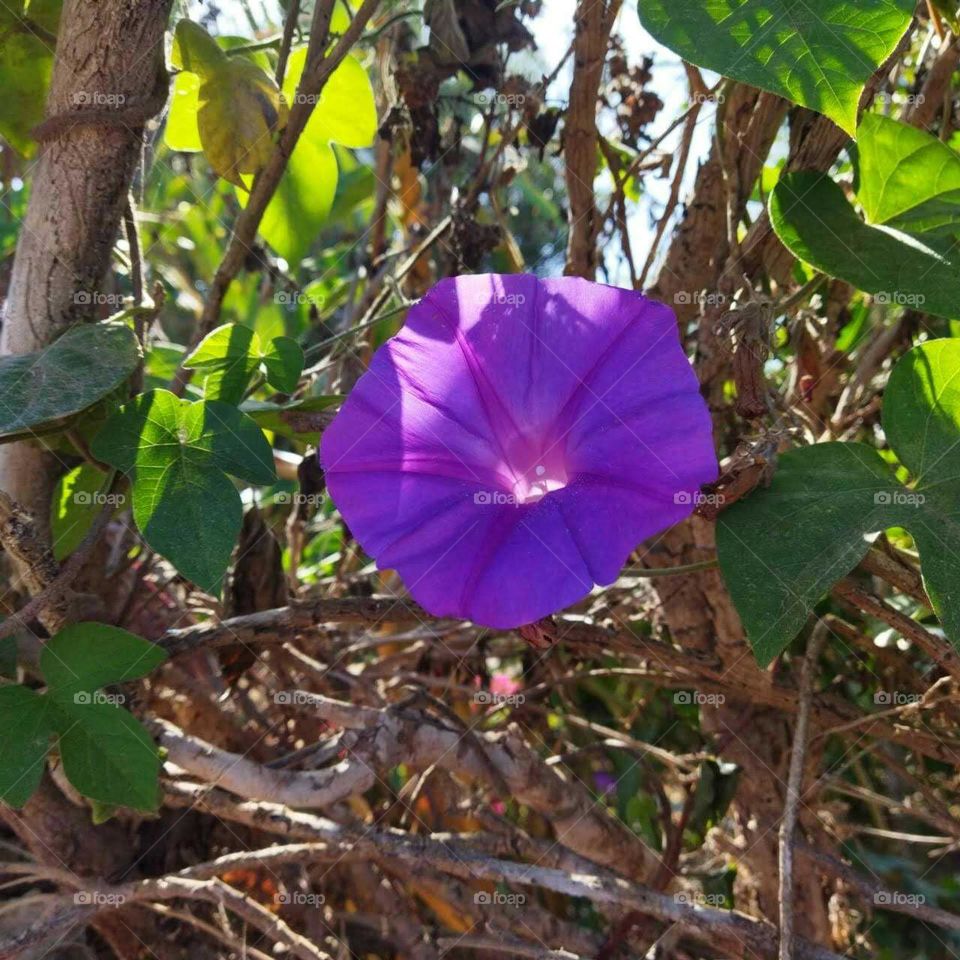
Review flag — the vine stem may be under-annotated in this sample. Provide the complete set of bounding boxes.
[778,620,828,960]
[622,559,718,578]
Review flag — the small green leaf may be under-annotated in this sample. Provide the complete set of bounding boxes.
[184,323,260,404]
[90,389,276,591]
[637,0,914,135]
[51,465,111,561]
[0,321,140,439]
[770,172,960,320]
[40,623,166,701]
[54,701,160,812]
[184,323,305,402]
[857,113,960,237]
[0,685,54,808]
[261,336,304,393]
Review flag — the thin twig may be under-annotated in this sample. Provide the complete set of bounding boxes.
[778,620,827,960]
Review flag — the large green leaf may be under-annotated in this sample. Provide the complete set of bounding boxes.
[183,322,304,403]
[637,0,914,135]
[0,686,54,808]
[249,137,338,265]
[717,444,903,665]
[240,46,376,263]
[40,623,166,701]
[857,113,960,238]
[882,338,960,639]
[54,701,160,811]
[293,50,378,150]
[0,621,165,811]
[90,389,276,592]
[718,340,960,664]
[0,321,140,439]
[770,172,960,319]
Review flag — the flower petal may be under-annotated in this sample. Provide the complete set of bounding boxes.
[321,274,718,628]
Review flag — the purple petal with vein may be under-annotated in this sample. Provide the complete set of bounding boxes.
[321,274,718,628]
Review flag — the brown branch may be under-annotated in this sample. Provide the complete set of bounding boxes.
[778,622,827,960]
[155,595,960,766]
[0,491,70,632]
[832,579,960,683]
[564,0,622,279]
[157,695,662,881]
[68,837,846,960]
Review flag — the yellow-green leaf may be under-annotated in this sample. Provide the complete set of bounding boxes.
[198,57,288,187]
[165,70,202,152]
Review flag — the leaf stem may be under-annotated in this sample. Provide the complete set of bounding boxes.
[622,559,718,578]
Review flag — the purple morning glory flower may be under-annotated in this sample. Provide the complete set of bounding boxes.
[321,274,717,628]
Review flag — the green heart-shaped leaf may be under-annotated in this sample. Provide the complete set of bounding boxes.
[770,171,960,319]
[718,339,960,664]
[857,113,960,238]
[54,701,161,812]
[0,321,139,439]
[0,686,54,808]
[184,323,304,403]
[90,389,276,591]
[637,0,914,135]
[41,623,166,702]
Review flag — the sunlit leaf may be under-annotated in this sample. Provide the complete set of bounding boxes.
[857,112,960,237]
[637,0,914,135]
[243,46,376,263]
[769,172,960,320]
[172,20,288,187]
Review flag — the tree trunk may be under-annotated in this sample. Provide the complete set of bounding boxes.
[0,0,172,524]
[0,0,173,951]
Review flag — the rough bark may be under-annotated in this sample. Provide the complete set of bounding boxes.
[563,0,622,279]
[0,0,172,522]
[646,86,831,945]
[0,0,173,953]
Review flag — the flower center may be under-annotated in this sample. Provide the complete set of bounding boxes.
[512,461,568,505]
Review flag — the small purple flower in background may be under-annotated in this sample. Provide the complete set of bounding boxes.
[594,771,617,797]
[321,274,717,628]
